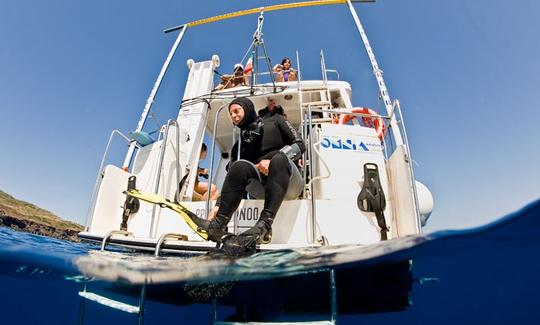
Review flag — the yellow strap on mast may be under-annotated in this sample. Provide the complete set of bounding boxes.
[186,0,347,28]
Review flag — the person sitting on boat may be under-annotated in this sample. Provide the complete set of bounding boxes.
[214,63,250,90]
[193,143,219,201]
[273,57,297,82]
[258,97,286,119]
[204,97,305,249]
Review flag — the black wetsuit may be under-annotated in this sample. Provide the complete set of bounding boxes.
[257,105,285,119]
[217,98,305,219]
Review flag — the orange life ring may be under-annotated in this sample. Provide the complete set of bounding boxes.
[337,107,385,141]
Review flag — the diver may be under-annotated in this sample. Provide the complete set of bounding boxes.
[258,97,286,119]
[204,97,305,254]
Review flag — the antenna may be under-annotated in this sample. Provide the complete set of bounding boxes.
[254,10,264,44]
[243,10,276,93]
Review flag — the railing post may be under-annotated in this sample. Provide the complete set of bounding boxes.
[85,130,136,230]
[206,104,228,218]
[308,105,318,244]
[150,120,179,237]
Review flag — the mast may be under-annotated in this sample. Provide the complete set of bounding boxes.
[122,25,188,169]
[345,0,404,145]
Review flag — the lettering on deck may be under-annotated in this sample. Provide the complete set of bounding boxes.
[234,207,260,221]
[195,207,260,221]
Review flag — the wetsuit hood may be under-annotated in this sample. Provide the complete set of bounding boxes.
[229,97,258,130]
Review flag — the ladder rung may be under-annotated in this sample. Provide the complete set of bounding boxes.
[302,101,332,107]
[79,291,140,314]
[307,117,334,124]
[300,87,330,92]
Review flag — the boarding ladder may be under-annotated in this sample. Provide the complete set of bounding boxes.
[298,50,333,119]
[79,280,147,325]
[296,51,335,244]
[297,50,334,194]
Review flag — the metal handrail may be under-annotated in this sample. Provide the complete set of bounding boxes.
[325,69,340,80]
[154,233,188,257]
[206,103,229,218]
[305,136,332,191]
[310,107,392,120]
[320,50,332,112]
[394,100,422,233]
[301,115,309,198]
[85,130,138,230]
[149,119,181,238]
[252,71,272,76]
[100,230,133,251]
[307,104,318,244]
[296,51,308,199]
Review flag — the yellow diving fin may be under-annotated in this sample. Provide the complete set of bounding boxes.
[124,189,211,240]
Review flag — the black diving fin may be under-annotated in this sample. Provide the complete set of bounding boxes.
[215,234,259,257]
[357,163,389,241]
[120,176,140,231]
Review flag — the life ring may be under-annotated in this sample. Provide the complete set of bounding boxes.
[337,107,386,141]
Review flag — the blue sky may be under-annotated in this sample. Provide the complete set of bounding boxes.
[1,0,539,233]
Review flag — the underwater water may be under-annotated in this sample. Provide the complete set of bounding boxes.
[1,199,540,324]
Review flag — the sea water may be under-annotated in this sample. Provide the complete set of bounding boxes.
[1,199,540,324]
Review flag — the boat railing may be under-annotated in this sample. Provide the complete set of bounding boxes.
[311,107,392,120]
[206,102,229,220]
[85,130,139,230]
[296,50,319,244]
[249,69,341,83]
[325,69,340,80]
[206,84,288,99]
[392,99,422,228]
[297,50,351,243]
[149,119,181,237]
[306,103,319,244]
[85,119,182,235]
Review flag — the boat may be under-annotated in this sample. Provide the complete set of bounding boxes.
[78,0,434,256]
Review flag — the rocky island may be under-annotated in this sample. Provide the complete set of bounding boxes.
[0,190,83,241]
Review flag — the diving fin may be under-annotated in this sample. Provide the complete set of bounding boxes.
[218,234,258,257]
[120,176,140,231]
[357,163,389,241]
[124,189,231,241]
